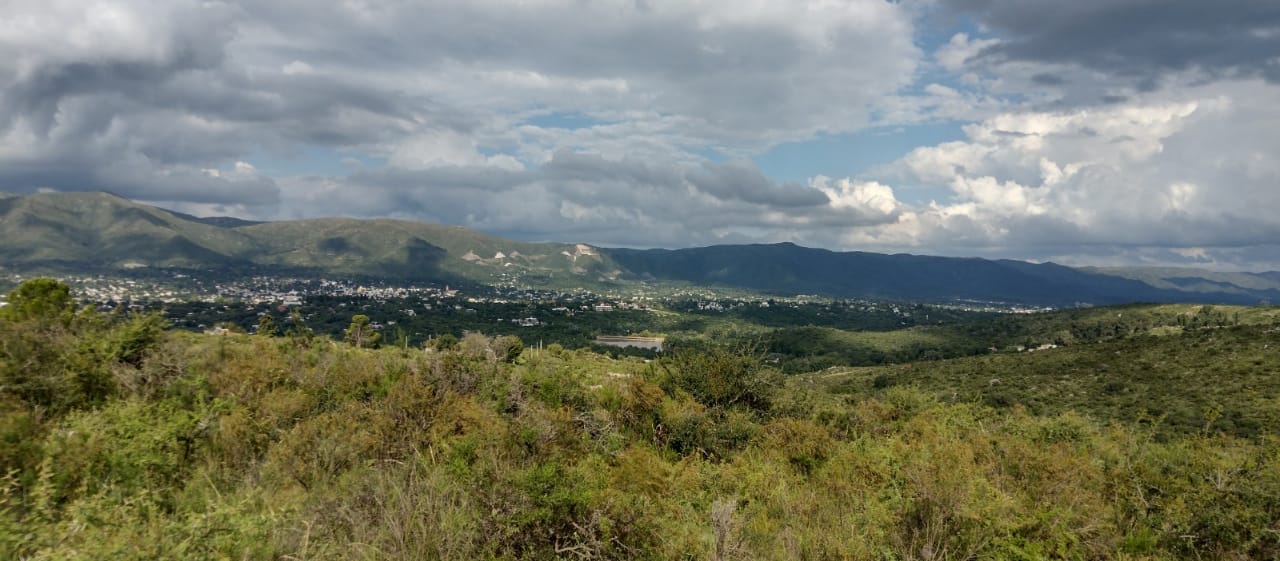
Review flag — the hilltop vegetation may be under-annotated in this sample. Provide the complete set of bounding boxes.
[814,323,1280,438]
[3,279,1279,560]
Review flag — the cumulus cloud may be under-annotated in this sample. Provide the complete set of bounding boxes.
[2,0,1279,269]
[856,79,1280,266]
[0,0,919,213]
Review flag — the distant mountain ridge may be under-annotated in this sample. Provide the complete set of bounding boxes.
[165,210,263,228]
[1,191,1277,305]
[605,244,1280,306]
[1080,266,1280,297]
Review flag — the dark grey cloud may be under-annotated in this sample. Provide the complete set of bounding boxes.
[687,161,830,207]
[945,0,1280,83]
[0,0,917,213]
[1030,73,1065,86]
[3,0,1280,269]
[539,151,683,188]
[1,159,280,207]
[230,0,919,144]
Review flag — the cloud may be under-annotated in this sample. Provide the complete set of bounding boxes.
[942,0,1280,84]
[862,79,1280,262]
[0,0,920,213]
[389,130,524,171]
[2,0,1279,270]
[0,0,235,133]
[687,161,829,208]
[270,151,899,248]
[234,0,919,142]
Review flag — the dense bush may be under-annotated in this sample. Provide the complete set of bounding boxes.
[1,279,1278,559]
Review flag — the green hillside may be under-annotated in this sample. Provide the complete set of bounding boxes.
[242,218,624,286]
[3,279,1279,560]
[810,322,1280,438]
[0,192,255,267]
[5,191,1280,305]
[0,192,624,288]
[608,243,1280,305]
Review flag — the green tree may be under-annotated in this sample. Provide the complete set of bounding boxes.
[284,308,314,343]
[256,314,278,337]
[427,333,458,351]
[344,314,381,348]
[662,344,782,412]
[108,312,166,368]
[492,335,524,363]
[1,278,74,324]
[0,279,153,410]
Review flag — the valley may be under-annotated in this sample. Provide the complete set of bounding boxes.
[3,193,1280,560]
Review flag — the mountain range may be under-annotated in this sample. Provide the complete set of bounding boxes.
[2,191,1279,306]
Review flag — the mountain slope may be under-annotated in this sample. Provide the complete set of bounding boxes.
[0,191,621,287]
[1081,266,1280,301]
[0,192,255,267]
[1,191,1275,305]
[602,243,1266,305]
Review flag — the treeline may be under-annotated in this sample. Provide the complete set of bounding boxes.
[667,299,993,330]
[821,323,1280,439]
[163,296,674,349]
[2,279,1279,559]
[158,295,994,358]
[754,304,1280,373]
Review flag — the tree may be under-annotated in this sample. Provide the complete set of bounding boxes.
[427,333,458,351]
[257,314,279,337]
[109,312,166,367]
[284,308,314,344]
[662,344,782,411]
[492,335,524,363]
[1,278,74,324]
[0,279,147,410]
[344,314,381,348]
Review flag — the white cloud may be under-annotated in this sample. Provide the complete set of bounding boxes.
[936,33,1002,73]
[389,130,525,171]
[855,79,1280,261]
[2,0,1279,269]
[813,177,900,215]
[0,0,921,211]
[281,60,312,75]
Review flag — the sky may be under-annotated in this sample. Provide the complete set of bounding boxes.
[3,0,1280,270]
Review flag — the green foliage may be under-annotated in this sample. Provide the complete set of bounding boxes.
[283,308,314,343]
[493,334,524,363]
[662,345,782,411]
[1,278,74,324]
[819,323,1280,437]
[3,297,1280,560]
[256,314,278,337]
[42,398,209,503]
[0,280,168,413]
[429,332,459,351]
[343,314,381,348]
[108,311,167,367]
